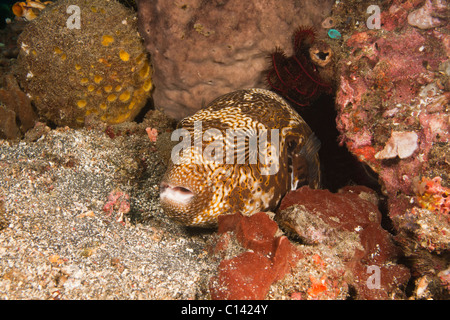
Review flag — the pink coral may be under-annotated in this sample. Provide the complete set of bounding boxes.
[407,0,446,29]
[145,127,158,142]
[103,189,131,225]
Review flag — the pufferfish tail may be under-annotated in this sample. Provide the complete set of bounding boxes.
[290,132,321,190]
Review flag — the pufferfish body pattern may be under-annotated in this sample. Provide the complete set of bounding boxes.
[160,88,320,227]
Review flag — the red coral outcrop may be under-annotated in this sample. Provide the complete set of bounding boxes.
[278,186,410,299]
[209,212,301,300]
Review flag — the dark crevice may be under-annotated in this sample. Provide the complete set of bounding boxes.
[294,94,393,232]
[134,96,154,123]
[295,94,379,192]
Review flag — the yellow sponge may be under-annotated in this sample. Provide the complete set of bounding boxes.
[16,0,152,127]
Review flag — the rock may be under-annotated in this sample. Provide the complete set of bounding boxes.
[374,131,419,160]
[407,0,446,30]
[277,186,410,299]
[333,1,449,297]
[137,0,334,119]
[0,104,19,139]
[207,188,411,300]
[209,212,301,300]
[0,73,36,138]
[278,186,397,260]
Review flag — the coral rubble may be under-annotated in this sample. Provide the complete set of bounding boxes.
[16,0,152,127]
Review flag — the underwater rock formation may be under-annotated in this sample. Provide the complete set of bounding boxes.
[136,0,334,120]
[278,186,410,300]
[208,186,410,299]
[332,0,449,297]
[209,212,302,300]
[0,73,36,139]
[16,0,152,127]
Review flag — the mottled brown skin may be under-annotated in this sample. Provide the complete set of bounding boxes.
[160,88,320,227]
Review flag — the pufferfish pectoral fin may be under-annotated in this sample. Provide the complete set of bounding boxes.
[290,133,321,190]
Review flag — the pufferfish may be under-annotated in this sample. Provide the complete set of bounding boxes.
[160,88,320,227]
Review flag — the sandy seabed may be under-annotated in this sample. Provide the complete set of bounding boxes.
[0,125,216,299]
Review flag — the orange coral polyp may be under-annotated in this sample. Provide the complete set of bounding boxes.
[12,3,24,17]
[416,177,450,215]
[12,1,53,20]
[307,275,328,298]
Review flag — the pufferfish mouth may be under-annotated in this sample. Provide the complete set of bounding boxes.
[159,181,195,205]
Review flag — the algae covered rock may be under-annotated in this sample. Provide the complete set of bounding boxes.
[16,0,152,127]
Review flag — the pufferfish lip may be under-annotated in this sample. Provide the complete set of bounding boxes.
[160,181,195,205]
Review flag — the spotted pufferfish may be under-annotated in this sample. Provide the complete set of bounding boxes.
[160,88,320,227]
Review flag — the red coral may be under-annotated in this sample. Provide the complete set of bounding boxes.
[266,27,332,106]
[307,275,328,299]
[209,212,302,300]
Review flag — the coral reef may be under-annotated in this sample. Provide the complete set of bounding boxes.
[0,0,448,300]
[16,0,152,127]
[208,186,410,300]
[136,0,334,119]
[330,0,449,297]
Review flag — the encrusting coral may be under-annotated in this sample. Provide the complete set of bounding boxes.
[15,0,152,128]
[331,0,449,298]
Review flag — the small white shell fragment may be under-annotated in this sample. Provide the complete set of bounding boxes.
[375,131,419,160]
